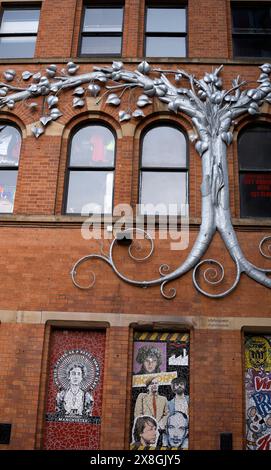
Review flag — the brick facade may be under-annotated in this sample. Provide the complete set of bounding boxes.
[0,0,270,450]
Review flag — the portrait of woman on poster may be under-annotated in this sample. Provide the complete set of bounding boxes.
[135,346,163,375]
[56,362,94,417]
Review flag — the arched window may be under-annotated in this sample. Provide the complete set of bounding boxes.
[139,125,188,215]
[65,124,116,215]
[0,124,21,213]
[238,123,271,218]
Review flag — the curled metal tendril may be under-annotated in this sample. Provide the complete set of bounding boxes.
[71,254,111,290]
[193,258,241,298]
[123,230,154,262]
[161,281,176,300]
[259,236,271,260]
[99,240,110,259]
[159,264,171,276]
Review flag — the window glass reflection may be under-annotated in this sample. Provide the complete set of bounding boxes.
[146,8,186,33]
[66,171,114,215]
[70,126,115,167]
[83,8,123,32]
[142,127,186,168]
[0,125,21,166]
[0,170,18,213]
[140,172,187,216]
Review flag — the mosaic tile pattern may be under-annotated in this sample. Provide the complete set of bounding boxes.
[43,329,105,449]
[245,335,271,450]
[130,331,189,450]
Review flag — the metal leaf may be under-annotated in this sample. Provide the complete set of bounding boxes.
[119,111,131,122]
[47,95,59,109]
[3,70,15,82]
[88,84,101,97]
[73,97,85,108]
[136,94,152,107]
[137,61,151,74]
[7,100,15,109]
[28,102,38,110]
[67,62,79,75]
[32,72,41,82]
[50,108,63,120]
[46,64,57,77]
[112,61,123,71]
[106,93,121,106]
[22,71,33,80]
[132,109,145,118]
[40,116,52,126]
[73,87,85,96]
[31,126,44,138]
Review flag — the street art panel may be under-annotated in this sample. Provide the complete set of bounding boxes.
[43,329,105,449]
[130,331,189,450]
[245,335,271,450]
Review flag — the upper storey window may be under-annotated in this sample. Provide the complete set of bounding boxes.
[65,124,116,215]
[0,124,21,213]
[139,125,188,216]
[238,124,271,218]
[0,6,40,58]
[232,3,271,57]
[145,3,187,57]
[80,3,124,56]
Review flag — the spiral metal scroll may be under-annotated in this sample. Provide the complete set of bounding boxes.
[192,258,242,299]
[259,236,271,260]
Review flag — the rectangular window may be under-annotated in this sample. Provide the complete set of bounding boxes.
[244,334,271,450]
[0,6,40,58]
[130,330,189,450]
[232,3,271,58]
[145,4,187,57]
[80,3,124,56]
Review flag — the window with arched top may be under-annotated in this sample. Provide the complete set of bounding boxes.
[139,125,188,215]
[238,123,271,218]
[65,124,116,215]
[0,124,21,213]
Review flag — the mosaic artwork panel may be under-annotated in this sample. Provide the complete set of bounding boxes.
[43,329,105,450]
[245,335,271,450]
[130,331,189,450]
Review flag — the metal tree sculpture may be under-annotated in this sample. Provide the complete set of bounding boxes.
[0,60,271,298]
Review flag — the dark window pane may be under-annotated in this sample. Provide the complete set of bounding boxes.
[238,126,271,170]
[240,173,271,218]
[142,127,186,168]
[140,171,187,215]
[233,35,271,57]
[1,9,40,34]
[66,171,114,214]
[232,7,252,29]
[253,7,271,29]
[83,8,123,32]
[232,6,271,30]
[146,8,186,33]
[0,36,36,58]
[70,126,115,167]
[0,126,21,166]
[81,35,121,55]
[146,36,186,57]
[0,170,18,213]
